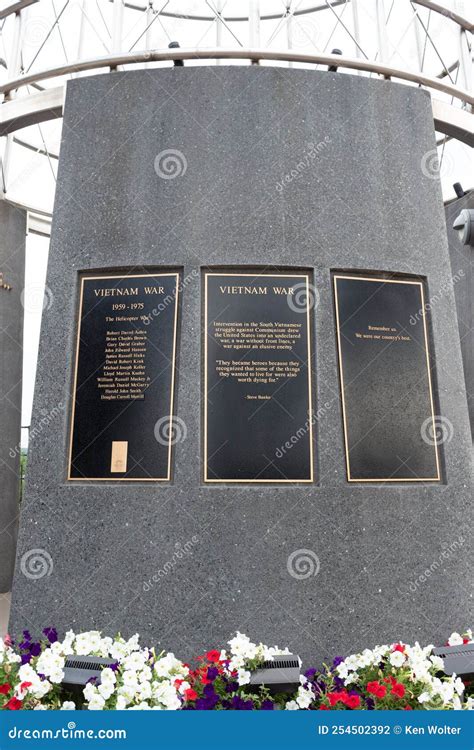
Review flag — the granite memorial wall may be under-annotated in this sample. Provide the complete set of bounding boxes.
[10,68,473,664]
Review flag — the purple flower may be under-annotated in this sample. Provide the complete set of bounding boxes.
[304,667,317,680]
[42,628,58,644]
[366,697,375,710]
[225,681,239,693]
[195,694,220,710]
[22,630,32,641]
[260,699,274,710]
[207,666,219,682]
[333,676,345,691]
[21,654,32,665]
[19,640,31,651]
[231,695,254,710]
[332,656,345,668]
[109,662,120,672]
[29,643,41,657]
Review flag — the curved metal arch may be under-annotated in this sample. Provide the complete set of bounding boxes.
[1,48,473,102]
[0,50,472,146]
[114,0,474,31]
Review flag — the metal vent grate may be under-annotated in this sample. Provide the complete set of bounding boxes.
[261,658,300,670]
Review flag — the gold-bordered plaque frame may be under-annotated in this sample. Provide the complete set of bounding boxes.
[67,271,180,482]
[333,274,441,483]
[204,271,314,483]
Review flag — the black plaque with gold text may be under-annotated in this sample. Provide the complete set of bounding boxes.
[68,272,180,480]
[334,275,440,482]
[205,272,314,482]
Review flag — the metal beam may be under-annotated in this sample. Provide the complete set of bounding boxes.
[0,0,38,20]
[0,73,472,148]
[412,0,474,33]
[432,98,474,147]
[0,86,64,136]
[0,48,473,105]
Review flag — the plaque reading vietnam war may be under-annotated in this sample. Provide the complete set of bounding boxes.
[204,272,314,482]
[333,275,441,482]
[68,272,180,481]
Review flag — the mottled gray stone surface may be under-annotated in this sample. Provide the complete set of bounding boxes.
[0,201,25,593]
[10,68,473,664]
[444,191,473,438]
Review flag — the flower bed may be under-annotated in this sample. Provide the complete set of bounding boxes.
[0,629,472,710]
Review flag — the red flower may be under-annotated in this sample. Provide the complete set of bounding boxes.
[391,683,406,699]
[366,681,386,698]
[463,638,470,645]
[319,705,329,710]
[403,705,413,710]
[328,692,343,706]
[345,694,361,709]
[4,697,22,710]
[174,679,184,689]
[206,650,221,663]
[392,644,405,653]
[184,688,198,702]
[19,682,32,694]
[0,684,12,695]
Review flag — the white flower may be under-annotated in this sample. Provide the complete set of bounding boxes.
[98,682,115,700]
[153,681,180,710]
[454,677,465,696]
[296,685,313,709]
[447,633,463,647]
[116,696,127,710]
[87,694,106,710]
[33,705,48,710]
[430,655,444,671]
[236,669,251,686]
[154,653,188,679]
[137,682,152,701]
[285,700,299,710]
[464,697,474,710]
[139,666,152,683]
[100,668,116,686]
[389,651,406,668]
[228,633,258,660]
[418,692,431,704]
[123,651,147,672]
[60,701,76,710]
[110,641,128,661]
[128,701,150,710]
[83,683,97,702]
[75,631,102,655]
